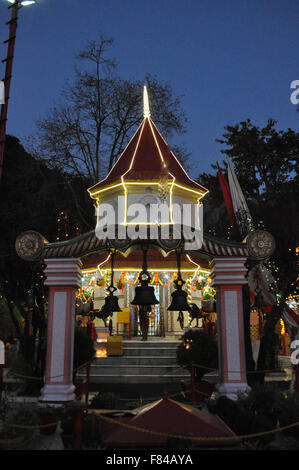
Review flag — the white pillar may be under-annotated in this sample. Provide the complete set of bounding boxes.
[210,257,250,400]
[39,258,82,404]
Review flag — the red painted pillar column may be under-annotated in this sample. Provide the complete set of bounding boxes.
[210,257,250,400]
[39,258,82,404]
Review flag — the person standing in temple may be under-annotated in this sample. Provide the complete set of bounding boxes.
[139,305,151,340]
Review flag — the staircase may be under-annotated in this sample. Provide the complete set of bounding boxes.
[85,339,190,385]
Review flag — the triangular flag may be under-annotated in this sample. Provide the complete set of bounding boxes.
[216,161,236,229]
[226,157,254,237]
[0,81,5,104]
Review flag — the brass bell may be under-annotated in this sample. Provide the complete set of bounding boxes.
[103,250,122,313]
[131,284,159,306]
[167,249,191,312]
[103,292,122,313]
[131,246,159,306]
[167,287,191,312]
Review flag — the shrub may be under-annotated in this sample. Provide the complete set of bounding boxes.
[0,403,39,440]
[90,391,121,409]
[73,326,95,377]
[176,330,218,382]
[207,383,287,448]
[277,391,299,438]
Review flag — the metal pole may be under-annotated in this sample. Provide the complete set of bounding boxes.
[85,362,90,405]
[191,361,196,402]
[0,1,20,181]
[73,406,83,450]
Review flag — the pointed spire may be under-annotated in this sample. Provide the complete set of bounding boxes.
[143,85,150,119]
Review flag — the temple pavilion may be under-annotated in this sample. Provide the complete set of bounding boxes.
[45,88,248,337]
[16,87,273,403]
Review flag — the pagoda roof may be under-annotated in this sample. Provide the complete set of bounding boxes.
[88,116,208,196]
[103,393,240,448]
[40,229,250,260]
[81,249,210,273]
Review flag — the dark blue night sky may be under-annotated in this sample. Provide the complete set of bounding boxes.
[0,0,298,178]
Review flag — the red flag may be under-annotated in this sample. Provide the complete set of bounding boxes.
[216,162,236,229]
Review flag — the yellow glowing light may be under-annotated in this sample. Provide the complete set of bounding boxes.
[173,182,206,197]
[186,254,201,281]
[148,117,166,166]
[149,119,208,196]
[97,254,111,275]
[121,175,128,225]
[88,100,209,201]
[96,349,107,358]
[143,86,150,119]
[90,182,123,195]
[127,119,146,173]
[120,176,175,226]
[82,267,211,275]
[88,122,145,197]
[169,173,176,224]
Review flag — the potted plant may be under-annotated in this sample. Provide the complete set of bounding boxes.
[38,404,60,435]
[59,403,77,449]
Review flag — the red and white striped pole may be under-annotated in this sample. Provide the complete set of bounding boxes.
[39,258,82,405]
[210,257,250,400]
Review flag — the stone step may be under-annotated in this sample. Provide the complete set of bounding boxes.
[83,374,190,384]
[90,364,189,376]
[87,339,185,384]
[94,356,177,366]
[122,347,178,357]
[123,340,181,346]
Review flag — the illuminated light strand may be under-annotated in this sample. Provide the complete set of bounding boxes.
[82,267,211,275]
[88,121,145,197]
[149,118,209,196]
[147,117,166,167]
[97,254,111,275]
[126,118,147,173]
[186,254,201,281]
[88,109,208,202]
[173,182,206,197]
[143,85,150,118]
[90,182,123,195]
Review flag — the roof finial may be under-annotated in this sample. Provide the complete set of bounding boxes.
[143,85,150,119]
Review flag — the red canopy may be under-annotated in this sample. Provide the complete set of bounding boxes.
[103,393,240,448]
[89,117,207,194]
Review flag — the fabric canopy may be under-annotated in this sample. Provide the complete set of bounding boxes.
[103,393,240,448]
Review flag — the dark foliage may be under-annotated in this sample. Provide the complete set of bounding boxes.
[176,329,218,382]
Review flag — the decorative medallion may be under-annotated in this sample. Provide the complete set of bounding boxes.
[15,231,45,261]
[246,230,275,260]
